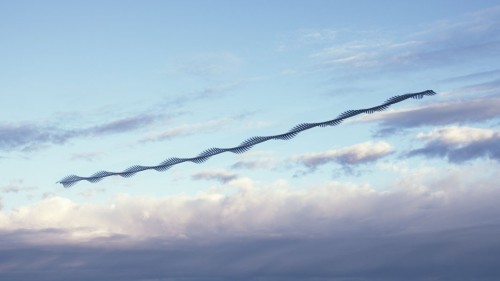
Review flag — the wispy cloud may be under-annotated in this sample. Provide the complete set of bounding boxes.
[170,52,242,78]
[1,180,36,194]
[292,141,393,171]
[447,78,500,97]
[275,28,340,52]
[310,5,500,73]
[439,69,500,83]
[407,126,500,163]
[140,118,232,143]
[191,169,239,184]
[160,82,242,109]
[0,113,164,152]
[359,96,500,136]
[231,159,276,170]
[82,115,159,136]
[70,151,103,162]
[231,151,279,171]
[0,123,69,151]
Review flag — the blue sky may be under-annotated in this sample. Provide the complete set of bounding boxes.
[1,1,500,280]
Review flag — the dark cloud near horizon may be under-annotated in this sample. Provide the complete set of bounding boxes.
[0,225,499,281]
[1,164,500,281]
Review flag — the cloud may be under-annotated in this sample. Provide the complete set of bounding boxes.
[439,69,500,83]
[70,152,102,162]
[275,28,340,52]
[0,113,163,152]
[311,5,500,72]
[296,28,337,43]
[231,151,279,170]
[231,159,275,170]
[292,141,393,171]
[359,96,500,136]
[442,77,500,98]
[161,82,241,109]
[408,126,500,163]
[82,115,159,135]
[191,169,239,184]
[0,123,69,151]
[1,180,36,194]
[0,163,500,280]
[172,52,242,78]
[140,118,232,143]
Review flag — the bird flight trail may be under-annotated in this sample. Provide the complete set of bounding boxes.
[59,90,437,187]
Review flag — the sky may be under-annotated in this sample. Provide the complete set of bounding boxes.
[1,0,500,280]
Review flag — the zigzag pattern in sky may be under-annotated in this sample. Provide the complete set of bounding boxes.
[59,90,437,187]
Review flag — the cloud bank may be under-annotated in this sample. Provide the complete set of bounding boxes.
[1,164,499,280]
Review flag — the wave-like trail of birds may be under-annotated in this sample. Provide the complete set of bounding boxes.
[59,90,437,187]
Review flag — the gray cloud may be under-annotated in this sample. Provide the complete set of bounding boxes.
[407,126,500,163]
[0,113,163,152]
[0,124,69,151]
[191,169,239,184]
[0,226,499,281]
[83,114,159,135]
[292,141,393,171]
[360,96,500,136]
[0,164,499,280]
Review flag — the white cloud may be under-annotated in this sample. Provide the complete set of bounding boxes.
[408,126,500,163]
[0,163,497,241]
[416,126,497,145]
